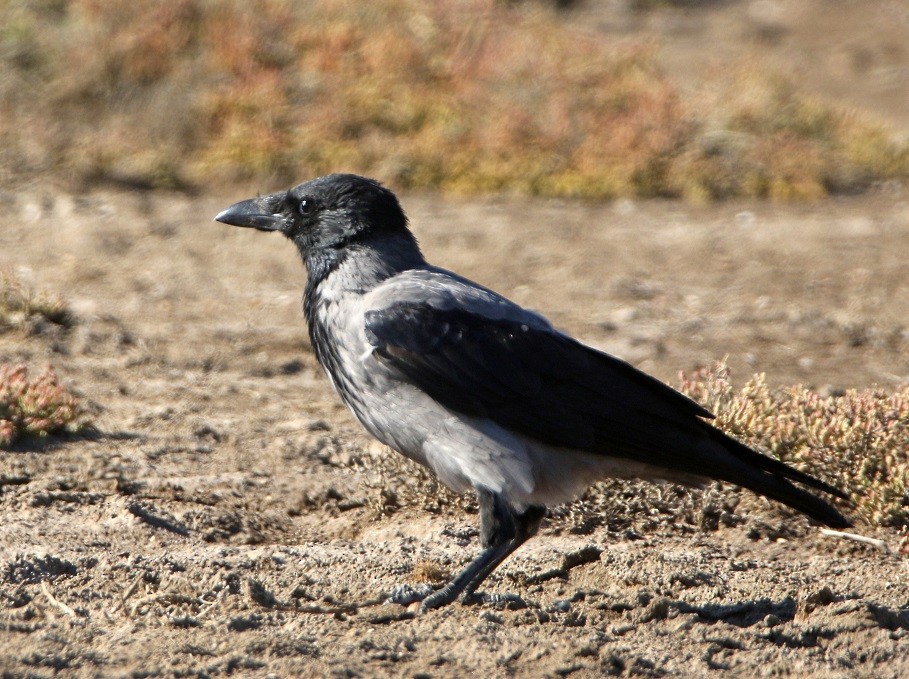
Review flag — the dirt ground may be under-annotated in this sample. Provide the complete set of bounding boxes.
[0,184,907,678]
[3,1,909,677]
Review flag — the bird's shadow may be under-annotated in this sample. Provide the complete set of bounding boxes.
[3,427,143,454]
[676,596,797,627]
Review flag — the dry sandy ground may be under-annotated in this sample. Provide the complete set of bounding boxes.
[2,2,909,675]
[0,184,907,678]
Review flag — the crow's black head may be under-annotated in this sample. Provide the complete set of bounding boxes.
[215,174,410,255]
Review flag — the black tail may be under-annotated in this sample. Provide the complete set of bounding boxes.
[710,429,851,528]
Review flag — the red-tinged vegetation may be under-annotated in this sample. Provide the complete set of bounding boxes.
[1,0,907,198]
[0,364,87,448]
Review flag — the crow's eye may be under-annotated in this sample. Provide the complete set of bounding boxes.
[298,199,316,216]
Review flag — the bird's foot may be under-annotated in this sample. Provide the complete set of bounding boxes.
[461,591,529,610]
[386,583,434,607]
[417,583,463,613]
[388,584,530,614]
[388,582,471,613]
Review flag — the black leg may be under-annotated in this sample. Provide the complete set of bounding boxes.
[478,487,515,548]
[461,504,545,601]
[419,489,545,613]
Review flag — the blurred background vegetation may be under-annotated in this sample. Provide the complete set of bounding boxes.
[2,0,908,200]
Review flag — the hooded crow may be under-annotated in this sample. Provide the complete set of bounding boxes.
[215,173,850,612]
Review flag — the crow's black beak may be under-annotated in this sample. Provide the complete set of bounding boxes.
[214,197,285,232]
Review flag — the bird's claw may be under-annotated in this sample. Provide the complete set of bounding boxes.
[386,583,435,607]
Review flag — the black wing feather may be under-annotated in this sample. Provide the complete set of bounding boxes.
[366,303,710,450]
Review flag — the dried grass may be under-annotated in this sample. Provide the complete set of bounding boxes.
[0,270,73,331]
[678,363,909,528]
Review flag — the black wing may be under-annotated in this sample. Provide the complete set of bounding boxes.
[366,302,712,449]
[364,301,849,513]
